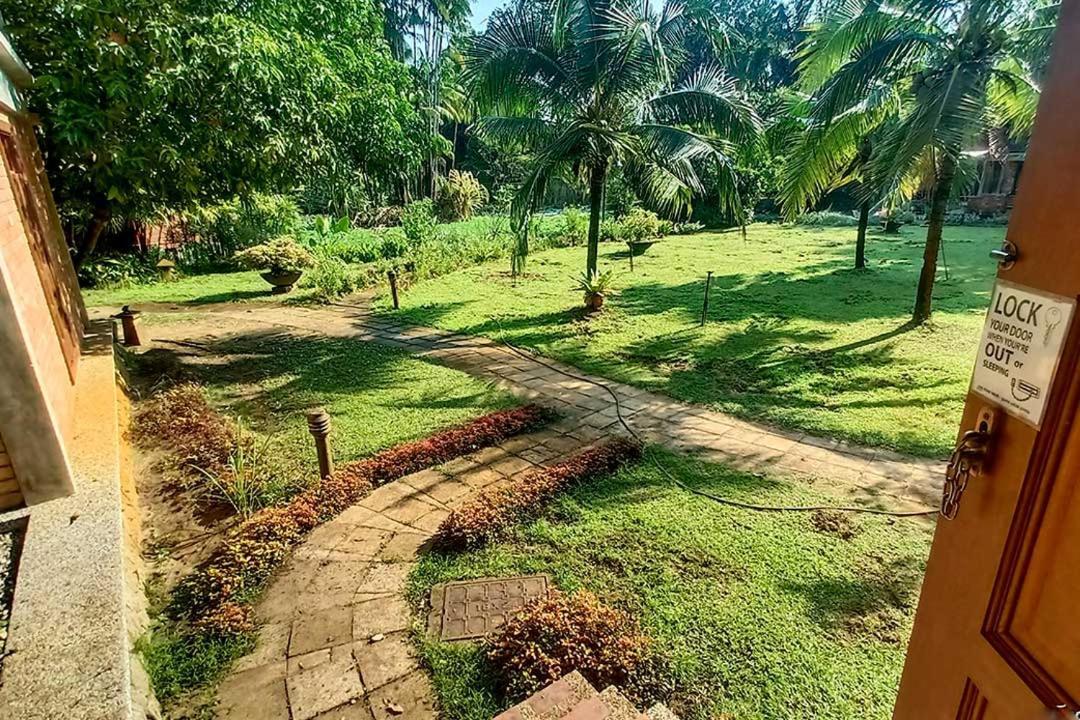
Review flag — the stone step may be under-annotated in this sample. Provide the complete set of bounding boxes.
[598,686,647,720]
[494,671,599,720]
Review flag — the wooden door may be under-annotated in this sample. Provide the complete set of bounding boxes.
[892,3,1080,719]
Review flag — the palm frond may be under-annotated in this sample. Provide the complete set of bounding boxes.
[647,64,762,142]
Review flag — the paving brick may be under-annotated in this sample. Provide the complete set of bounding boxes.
[290,605,353,656]
[233,622,290,673]
[217,662,289,720]
[354,562,413,598]
[366,670,436,720]
[378,531,429,562]
[353,594,411,640]
[287,644,366,720]
[354,632,418,690]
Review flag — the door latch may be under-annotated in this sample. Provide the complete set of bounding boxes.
[941,408,997,520]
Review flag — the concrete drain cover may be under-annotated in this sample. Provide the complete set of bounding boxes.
[427,575,550,641]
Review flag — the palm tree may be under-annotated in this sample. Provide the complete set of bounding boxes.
[780,83,902,269]
[463,0,761,277]
[795,0,1039,323]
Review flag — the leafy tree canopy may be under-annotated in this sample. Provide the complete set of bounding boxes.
[0,0,424,261]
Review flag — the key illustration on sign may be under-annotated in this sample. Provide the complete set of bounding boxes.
[1044,306,1062,345]
[970,280,1076,427]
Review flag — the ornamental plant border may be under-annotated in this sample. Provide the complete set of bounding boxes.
[434,437,642,549]
[171,403,550,634]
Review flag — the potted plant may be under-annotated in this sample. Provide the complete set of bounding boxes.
[576,269,613,312]
[235,236,315,293]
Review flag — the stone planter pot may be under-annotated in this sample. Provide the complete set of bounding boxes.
[628,240,657,256]
[584,292,605,312]
[261,270,303,294]
[883,220,904,234]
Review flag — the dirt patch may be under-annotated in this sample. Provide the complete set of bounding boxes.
[810,509,859,540]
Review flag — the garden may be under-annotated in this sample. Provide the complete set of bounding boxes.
[1,0,1057,718]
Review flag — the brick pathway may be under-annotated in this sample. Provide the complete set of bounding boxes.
[185,302,946,512]
[159,299,952,720]
[216,428,594,720]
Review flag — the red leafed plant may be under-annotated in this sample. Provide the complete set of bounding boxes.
[172,404,549,629]
[488,589,651,701]
[434,438,641,549]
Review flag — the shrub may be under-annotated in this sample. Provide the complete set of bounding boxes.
[488,589,651,701]
[173,405,550,626]
[599,219,622,243]
[379,228,411,259]
[437,170,489,221]
[557,208,588,247]
[301,252,360,301]
[402,199,438,247]
[185,193,301,260]
[234,236,315,275]
[315,230,384,263]
[620,209,664,243]
[78,251,162,288]
[435,438,641,549]
[135,384,237,474]
[794,210,859,227]
[190,420,298,516]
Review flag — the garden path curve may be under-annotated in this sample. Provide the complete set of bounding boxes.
[160,300,946,513]
[142,299,953,720]
[216,427,594,720]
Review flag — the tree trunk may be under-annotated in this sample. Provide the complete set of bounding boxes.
[74,203,111,271]
[855,201,870,269]
[586,163,607,276]
[912,152,957,324]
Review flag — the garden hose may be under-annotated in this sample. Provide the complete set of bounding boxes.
[495,336,941,519]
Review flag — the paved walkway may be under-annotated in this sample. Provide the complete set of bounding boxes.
[152,299,951,720]
[175,301,945,512]
[216,427,594,720]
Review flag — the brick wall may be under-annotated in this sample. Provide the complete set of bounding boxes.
[0,104,86,505]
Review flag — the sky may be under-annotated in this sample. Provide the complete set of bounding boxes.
[470,0,506,29]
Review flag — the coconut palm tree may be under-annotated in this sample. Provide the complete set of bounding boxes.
[795,0,1040,323]
[464,0,761,277]
[780,83,903,269]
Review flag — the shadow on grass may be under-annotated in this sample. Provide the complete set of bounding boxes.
[781,556,924,638]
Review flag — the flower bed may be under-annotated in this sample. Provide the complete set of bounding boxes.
[173,404,549,633]
[434,438,641,549]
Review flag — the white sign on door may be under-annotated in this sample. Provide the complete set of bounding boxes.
[970,280,1076,427]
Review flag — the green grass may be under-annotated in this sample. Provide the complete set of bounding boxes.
[379,223,1005,458]
[133,328,516,708]
[82,269,315,307]
[182,332,517,468]
[410,450,933,720]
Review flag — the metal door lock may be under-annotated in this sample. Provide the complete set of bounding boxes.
[941,408,997,519]
[990,240,1018,270]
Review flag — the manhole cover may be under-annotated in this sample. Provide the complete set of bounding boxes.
[427,575,550,642]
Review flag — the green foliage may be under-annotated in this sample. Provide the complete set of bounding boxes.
[384,224,1006,458]
[402,200,439,247]
[300,252,361,302]
[575,269,614,297]
[558,208,588,247]
[413,450,933,720]
[795,211,860,227]
[138,624,255,702]
[619,209,664,244]
[234,237,315,275]
[78,251,163,289]
[437,170,489,222]
[1,0,424,259]
[184,194,302,264]
[467,0,761,274]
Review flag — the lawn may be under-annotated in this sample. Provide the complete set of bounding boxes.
[83,269,310,307]
[380,223,1005,458]
[133,328,516,707]
[136,329,517,475]
[409,450,933,720]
